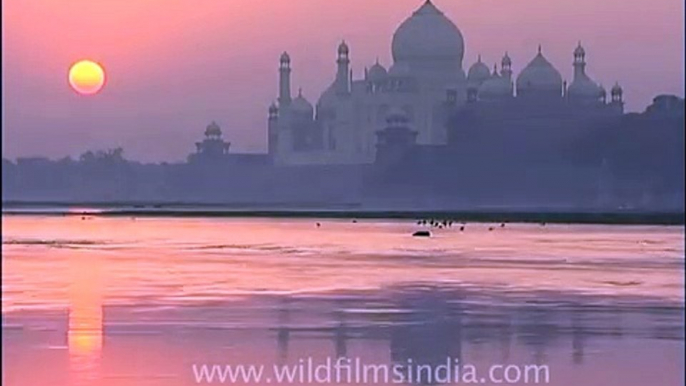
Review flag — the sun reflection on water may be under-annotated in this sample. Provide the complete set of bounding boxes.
[68,253,103,385]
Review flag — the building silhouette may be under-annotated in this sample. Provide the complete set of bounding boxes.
[268,0,624,166]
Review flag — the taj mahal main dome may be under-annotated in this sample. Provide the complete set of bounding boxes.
[391,0,465,67]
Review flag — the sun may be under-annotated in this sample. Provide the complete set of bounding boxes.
[68,60,106,95]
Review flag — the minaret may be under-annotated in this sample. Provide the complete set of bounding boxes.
[611,82,623,103]
[501,52,512,80]
[336,41,351,95]
[610,82,624,113]
[279,52,292,106]
[573,42,586,81]
[268,103,279,158]
[599,84,607,104]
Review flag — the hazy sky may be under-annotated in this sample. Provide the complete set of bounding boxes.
[3,0,684,162]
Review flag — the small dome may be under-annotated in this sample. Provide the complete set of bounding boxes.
[502,52,512,67]
[599,85,607,97]
[567,75,601,99]
[291,89,314,114]
[205,121,222,136]
[368,61,388,83]
[516,46,563,97]
[391,0,464,66]
[280,52,290,63]
[479,70,513,100]
[467,55,491,85]
[574,42,585,57]
[338,40,349,55]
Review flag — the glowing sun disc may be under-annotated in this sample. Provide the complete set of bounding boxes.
[69,60,106,95]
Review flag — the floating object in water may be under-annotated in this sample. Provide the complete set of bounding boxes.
[460,226,465,231]
[488,227,494,231]
[501,223,506,228]
[316,223,321,227]
[412,230,431,237]
[603,280,642,287]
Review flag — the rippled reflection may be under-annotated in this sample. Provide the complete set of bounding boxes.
[68,252,103,386]
[1,216,684,386]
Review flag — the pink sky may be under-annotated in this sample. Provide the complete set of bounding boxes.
[2,0,684,162]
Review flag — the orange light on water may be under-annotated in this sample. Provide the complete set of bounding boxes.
[68,253,104,385]
[68,60,106,95]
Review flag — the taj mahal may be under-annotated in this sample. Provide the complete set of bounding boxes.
[266,0,625,166]
[5,1,683,214]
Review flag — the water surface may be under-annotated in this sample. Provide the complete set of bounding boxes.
[2,216,684,385]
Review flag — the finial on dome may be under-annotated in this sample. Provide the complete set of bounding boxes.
[477,54,482,63]
[538,44,542,54]
[502,52,512,65]
[338,40,349,55]
[417,0,442,15]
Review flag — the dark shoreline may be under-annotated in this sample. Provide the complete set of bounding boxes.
[2,201,684,225]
